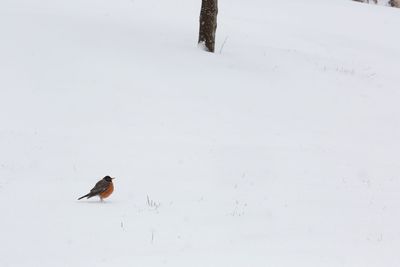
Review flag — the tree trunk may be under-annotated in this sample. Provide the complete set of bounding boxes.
[198,0,218,53]
[389,0,400,7]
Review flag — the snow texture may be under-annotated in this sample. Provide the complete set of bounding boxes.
[0,0,399,266]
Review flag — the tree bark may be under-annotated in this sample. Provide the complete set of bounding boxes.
[198,0,218,53]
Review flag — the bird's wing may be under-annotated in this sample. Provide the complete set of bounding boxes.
[89,180,109,195]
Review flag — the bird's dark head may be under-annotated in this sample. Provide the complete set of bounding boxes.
[104,176,115,182]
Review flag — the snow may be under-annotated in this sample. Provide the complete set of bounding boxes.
[0,0,399,266]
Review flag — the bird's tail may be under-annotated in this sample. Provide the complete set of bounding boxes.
[78,193,91,200]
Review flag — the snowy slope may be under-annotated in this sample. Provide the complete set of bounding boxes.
[0,0,399,266]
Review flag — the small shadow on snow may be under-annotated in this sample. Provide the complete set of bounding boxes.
[76,200,115,204]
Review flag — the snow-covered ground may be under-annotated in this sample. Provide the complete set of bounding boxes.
[0,0,399,266]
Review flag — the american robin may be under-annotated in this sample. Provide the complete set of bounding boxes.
[78,176,115,201]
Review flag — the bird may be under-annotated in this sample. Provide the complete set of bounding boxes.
[78,176,115,201]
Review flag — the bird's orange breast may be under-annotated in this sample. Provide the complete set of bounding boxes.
[100,182,114,199]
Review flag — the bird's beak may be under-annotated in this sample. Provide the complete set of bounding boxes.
[112,177,116,180]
